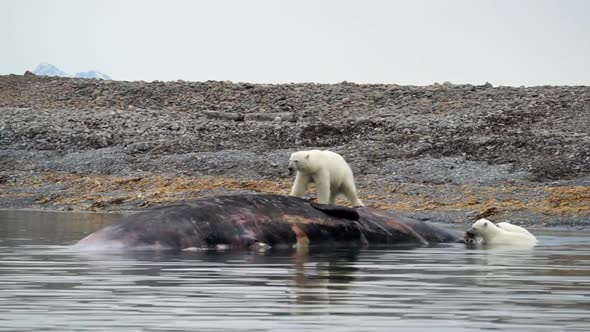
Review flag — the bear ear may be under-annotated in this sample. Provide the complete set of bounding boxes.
[305,154,310,159]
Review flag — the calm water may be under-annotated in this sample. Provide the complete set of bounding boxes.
[0,210,589,332]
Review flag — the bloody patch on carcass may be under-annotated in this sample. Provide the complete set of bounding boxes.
[290,224,310,248]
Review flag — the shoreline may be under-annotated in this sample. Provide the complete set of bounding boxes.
[2,172,588,228]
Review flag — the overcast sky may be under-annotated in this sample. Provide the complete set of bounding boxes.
[1,0,589,85]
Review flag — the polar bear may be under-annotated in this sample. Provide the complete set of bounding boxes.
[466,218,537,246]
[288,150,363,206]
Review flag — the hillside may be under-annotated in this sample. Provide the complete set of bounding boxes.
[1,74,589,226]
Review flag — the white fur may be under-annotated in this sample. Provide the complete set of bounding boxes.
[496,222,535,237]
[467,218,537,246]
[288,150,363,206]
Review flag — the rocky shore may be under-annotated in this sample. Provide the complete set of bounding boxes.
[1,74,589,227]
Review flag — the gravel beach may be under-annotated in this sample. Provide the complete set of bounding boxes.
[1,73,589,227]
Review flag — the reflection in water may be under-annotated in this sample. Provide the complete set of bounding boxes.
[1,210,589,332]
[0,209,119,246]
[292,248,360,307]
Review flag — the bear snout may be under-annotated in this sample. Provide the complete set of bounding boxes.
[288,166,295,175]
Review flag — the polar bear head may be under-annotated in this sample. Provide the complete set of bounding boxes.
[289,150,327,174]
[288,150,317,175]
[466,218,499,240]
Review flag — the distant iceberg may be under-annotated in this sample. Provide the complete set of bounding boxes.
[74,70,112,80]
[32,62,68,77]
[31,63,112,80]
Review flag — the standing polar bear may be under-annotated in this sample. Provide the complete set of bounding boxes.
[288,150,364,206]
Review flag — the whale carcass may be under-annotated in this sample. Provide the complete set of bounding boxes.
[75,194,461,250]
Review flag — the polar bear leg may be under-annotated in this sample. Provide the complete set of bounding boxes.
[342,181,364,207]
[329,191,339,205]
[314,171,331,204]
[290,173,311,197]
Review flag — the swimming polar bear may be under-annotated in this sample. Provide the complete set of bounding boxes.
[466,218,537,247]
[288,150,363,206]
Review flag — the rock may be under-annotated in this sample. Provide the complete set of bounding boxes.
[203,110,244,121]
[23,70,35,77]
[244,112,295,122]
[475,207,499,219]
